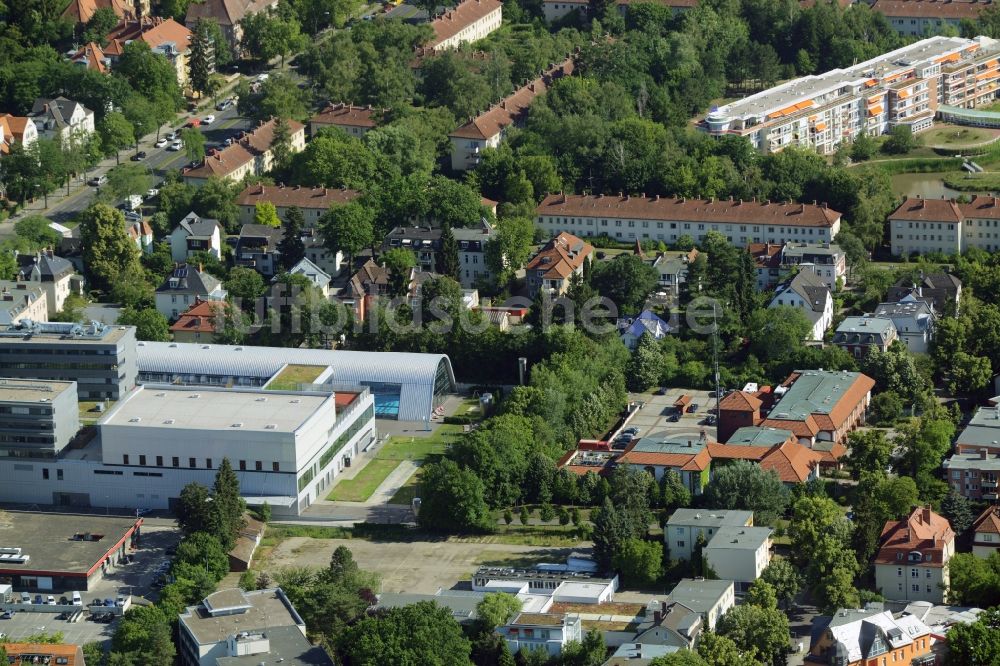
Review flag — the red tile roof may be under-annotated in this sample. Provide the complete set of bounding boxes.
[973,505,1000,535]
[71,41,109,73]
[185,0,279,27]
[760,415,820,438]
[538,194,842,227]
[62,0,134,23]
[526,232,593,280]
[875,506,954,566]
[889,197,963,223]
[429,0,503,47]
[779,371,875,434]
[871,0,991,19]
[4,643,84,666]
[0,114,33,144]
[758,440,822,483]
[183,117,303,180]
[451,57,575,140]
[310,103,384,129]
[236,183,360,210]
[104,16,193,57]
[720,391,762,413]
[748,242,783,269]
[169,299,224,335]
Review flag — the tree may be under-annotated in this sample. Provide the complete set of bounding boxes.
[951,351,993,394]
[254,201,281,228]
[189,19,217,96]
[697,632,763,666]
[947,553,1000,607]
[592,498,636,570]
[98,112,135,164]
[239,8,305,67]
[850,131,878,162]
[181,128,206,165]
[477,592,522,631]
[338,601,471,666]
[110,605,175,666]
[592,253,657,313]
[941,488,975,536]
[118,307,170,340]
[14,215,61,249]
[486,216,535,287]
[650,652,709,666]
[82,6,119,43]
[716,603,790,666]
[847,429,894,477]
[745,579,778,610]
[746,306,812,362]
[225,267,267,312]
[627,332,665,392]
[277,206,306,271]
[320,201,374,267]
[703,460,790,525]
[760,559,802,610]
[612,538,662,588]
[212,458,246,550]
[868,390,904,426]
[79,203,142,291]
[175,482,212,534]
[382,248,417,297]
[115,41,182,112]
[882,125,918,154]
[418,459,493,532]
[789,496,860,614]
[945,607,1000,666]
[437,224,460,280]
[175,532,229,580]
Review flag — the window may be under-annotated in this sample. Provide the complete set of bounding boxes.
[42,468,49,480]
[172,457,179,467]
[911,569,919,577]
[239,460,246,471]
[273,461,280,472]
[206,458,212,468]
[256,461,263,471]
[123,455,129,465]
[139,455,146,466]
[897,567,903,577]
[189,457,196,468]
[156,456,163,466]
[57,469,63,481]
[912,584,920,592]
[678,540,685,548]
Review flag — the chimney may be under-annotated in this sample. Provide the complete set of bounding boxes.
[982,449,989,460]
[922,504,932,523]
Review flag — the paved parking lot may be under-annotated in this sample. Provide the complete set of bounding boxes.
[0,607,117,644]
[91,523,181,602]
[626,389,718,441]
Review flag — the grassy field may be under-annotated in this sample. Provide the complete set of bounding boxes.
[943,172,1000,191]
[79,400,114,425]
[265,364,326,391]
[922,125,998,147]
[327,423,464,502]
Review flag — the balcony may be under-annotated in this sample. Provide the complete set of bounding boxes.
[985,492,998,501]
[983,480,998,488]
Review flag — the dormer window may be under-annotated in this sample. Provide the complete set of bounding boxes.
[908,551,922,562]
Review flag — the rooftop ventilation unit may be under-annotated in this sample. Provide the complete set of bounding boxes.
[231,423,243,428]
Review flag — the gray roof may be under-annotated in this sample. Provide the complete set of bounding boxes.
[176,212,221,239]
[237,224,285,250]
[215,625,332,666]
[774,270,829,313]
[30,96,90,128]
[452,221,495,246]
[943,451,1000,472]
[16,252,74,281]
[834,316,897,338]
[284,257,331,289]
[782,242,843,259]
[667,509,753,529]
[873,301,934,333]
[156,263,222,296]
[377,590,483,623]
[667,579,734,613]
[705,526,773,551]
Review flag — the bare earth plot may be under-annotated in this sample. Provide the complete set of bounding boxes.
[263,537,582,594]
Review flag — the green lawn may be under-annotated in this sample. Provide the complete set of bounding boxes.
[327,424,464,502]
[922,124,997,147]
[327,459,401,502]
[265,364,327,391]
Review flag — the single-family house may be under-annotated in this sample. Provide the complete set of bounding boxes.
[30,97,95,144]
[169,212,222,263]
[16,250,80,316]
[526,232,592,298]
[235,183,360,228]
[833,316,899,357]
[665,509,754,562]
[0,113,38,153]
[971,505,1000,558]
[619,310,672,350]
[874,505,955,604]
[126,218,154,253]
[808,604,935,666]
[282,257,331,298]
[69,42,110,73]
[309,103,384,137]
[667,578,735,632]
[155,263,227,321]
[185,0,281,48]
[234,224,284,277]
[885,272,962,315]
[652,248,699,297]
[169,299,224,343]
[873,300,936,354]
[768,269,833,341]
[499,613,583,657]
[703,526,772,591]
[103,17,193,91]
[0,282,48,325]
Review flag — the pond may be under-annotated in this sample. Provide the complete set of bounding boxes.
[889,172,973,200]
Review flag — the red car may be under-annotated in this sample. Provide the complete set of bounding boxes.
[185,118,201,128]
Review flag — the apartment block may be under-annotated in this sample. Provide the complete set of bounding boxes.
[536,193,841,247]
[0,320,137,400]
[703,526,773,591]
[889,195,1000,256]
[0,379,79,458]
[874,506,955,604]
[665,509,754,561]
[871,0,987,37]
[309,102,383,137]
[428,0,502,51]
[942,451,1000,501]
[700,36,1000,154]
[182,117,305,186]
[235,183,360,228]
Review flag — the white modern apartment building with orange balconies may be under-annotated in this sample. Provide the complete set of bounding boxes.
[699,35,1000,154]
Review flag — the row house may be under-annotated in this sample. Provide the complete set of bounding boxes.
[182,117,305,187]
[235,183,359,228]
[450,57,574,171]
[700,36,1000,154]
[871,0,987,37]
[427,0,503,51]
[536,193,841,247]
[874,506,955,604]
[889,195,1000,256]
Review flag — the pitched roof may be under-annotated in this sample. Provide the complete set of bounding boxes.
[185,0,279,26]
[2,643,85,666]
[428,0,503,47]
[760,414,820,438]
[104,16,193,57]
[778,270,830,313]
[748,242,783,269]
[526,232,592,280]
[875,506,954,565]
[719,391,762,413]
[169,299,224,335]
[156,263,223,296]
[183,117,303,180]
[349,259,389,298]
[16,251,75,281]
[871,0,991,19]
[538,193,842,227]
[310,102,384,129]
[70,41,109,73]
[451,57,575,140]
[972,505,1000,535]
[236,183,360,210]
[286,257,331,289]
[175,212,221,238]
[238,224,284,245]
[61,0,135,23]
[30,97,92,129]
[820,608,932,664]
[888,197,963,223]
[758,439,823,483]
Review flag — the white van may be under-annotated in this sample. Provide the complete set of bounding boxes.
[72,592,82,606]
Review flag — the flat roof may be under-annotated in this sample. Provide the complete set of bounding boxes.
[706,526,773,550]
[0,512,140,577]
[943,452,1000,471]
[667,509,754,528]
[180,588,303,646]
[511,612,567,626]
[99,385,333,433]
[727,426,792,447]
[377,590,483,621]
[0,379,76,403]
[835,317,895,335]
[668,579,734,612]
[632,434,708,454]
[0,321,131,345]
[216,624,333,666]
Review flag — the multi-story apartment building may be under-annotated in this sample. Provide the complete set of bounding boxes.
[942,451,1000,501]
[30,97,95,144]
[700,36,1000,153]
[453,221,495,288]
[182,118,305,186]
[103,17,193,91]
[428,0,502,51]
[833,316,899,356]
[309,103,383,137]
[525,232,593,297]
[889,195,1000,256]
[871,0,986,37]
[703,526,773,591]
[16,250,80,316]
[450,57,574,171]
[768,270,833,341]
[953,403,1000,455]
[874,506,955,603]
[0,320,137,400]
[665,509,754,561]
[499,613,583,657]
[234,224,284,277]
[0,379,79,458]
[535,193,841,247]
[0,282,48,325]
[236,183,359,228]
[781,242,847,289]
[382,227,442,273]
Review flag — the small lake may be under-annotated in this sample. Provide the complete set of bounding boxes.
[890,171,996,199]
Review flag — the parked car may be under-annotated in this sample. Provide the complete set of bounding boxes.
[668,413,680,422]
[59,596,69,605]
[185,118,201,128]
[1,610,14,619]
[155,137,168,148]
[611,440,629,450]
[256,73,269,82]
[202,114,216,125]
[145,188,159,199]
[224,137,234,146]
[165,546,177,556]
[46,595,56,605]
[99,613,115,623]
[130,150,147,161]
[116,595,126,607]
[689,403,700,413]
[87,175,107,186]
[168,140,182,151]
[215,98,233,111]
[124,211,141,222]
[72,592,82,606]
[33,595,42,604]
[166,131,177,141]
[622,426,640,436]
